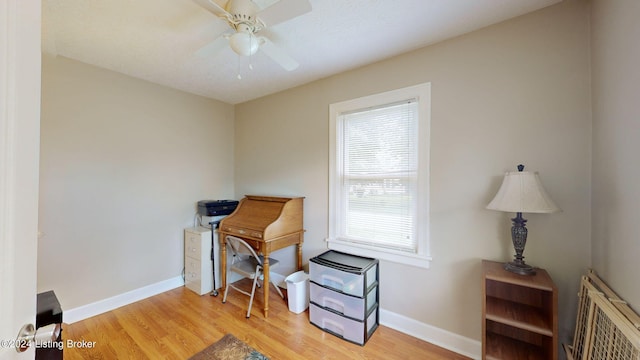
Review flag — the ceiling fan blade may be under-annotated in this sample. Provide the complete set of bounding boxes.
[195,35,229,58]
[258,37,299,71]
[192,0,230,17]
[257,0,311,27]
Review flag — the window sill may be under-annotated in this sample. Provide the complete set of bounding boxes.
[326,238,432,269]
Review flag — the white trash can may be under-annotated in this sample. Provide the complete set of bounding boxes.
[285,271,309,314]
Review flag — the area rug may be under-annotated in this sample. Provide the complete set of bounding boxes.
[189,334,269,360]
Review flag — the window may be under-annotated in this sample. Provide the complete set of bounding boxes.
[328,83,431,268]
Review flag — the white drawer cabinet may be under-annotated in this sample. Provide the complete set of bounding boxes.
[310,282,377,321]
[309,250,379,345]
[184,227,212,295]
[309,261,378,297]
[309,303,378,345]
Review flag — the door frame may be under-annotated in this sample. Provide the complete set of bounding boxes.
[0,0,41,358]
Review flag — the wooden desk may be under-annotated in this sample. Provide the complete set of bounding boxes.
[218,195,304,318]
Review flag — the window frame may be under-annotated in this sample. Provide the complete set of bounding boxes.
[328,83,432,268]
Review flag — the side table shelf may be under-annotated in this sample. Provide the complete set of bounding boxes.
[482,260,558,360]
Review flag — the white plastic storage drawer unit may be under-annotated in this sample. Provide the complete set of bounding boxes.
[310,303,378,346]
[309,250,379,345]
[309,250,379,297]
[310,282,378,321]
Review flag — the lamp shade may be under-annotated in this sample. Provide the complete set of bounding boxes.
[487,170,560,213]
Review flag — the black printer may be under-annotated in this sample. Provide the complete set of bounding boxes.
[197,200,239,216]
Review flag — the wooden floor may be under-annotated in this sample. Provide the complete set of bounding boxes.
[63,280,471,359]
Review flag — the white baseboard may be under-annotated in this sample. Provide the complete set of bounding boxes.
[276,269,480,358]
[63,272,287,324]
[63,276,184,324]
[379,308,481,359]
[63,274,481,359]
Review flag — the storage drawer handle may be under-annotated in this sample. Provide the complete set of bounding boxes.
[323,297,345,315]
[322,318,344,337]
[321,274,344,288]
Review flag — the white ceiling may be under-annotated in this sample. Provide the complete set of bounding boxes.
[42,0,561,105]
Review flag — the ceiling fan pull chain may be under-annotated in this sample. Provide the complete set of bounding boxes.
[248,34,253,71]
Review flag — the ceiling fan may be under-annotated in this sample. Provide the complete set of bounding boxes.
[193,0,312,71]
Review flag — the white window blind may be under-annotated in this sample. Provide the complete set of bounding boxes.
[329,83,431,268]
[338,99,419,252]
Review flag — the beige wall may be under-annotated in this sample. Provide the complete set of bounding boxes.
[38,55,235,309]
[234,0,591,344]
[591,0,640,311]
[39,0,636,354]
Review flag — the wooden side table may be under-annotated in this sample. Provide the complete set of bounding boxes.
[481,260,558,360]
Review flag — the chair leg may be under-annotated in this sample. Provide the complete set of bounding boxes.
[271,279,285,299]
[246,269,260,318]
[222,283,229,304]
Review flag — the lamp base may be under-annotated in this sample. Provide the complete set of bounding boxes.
[504,261,536,276]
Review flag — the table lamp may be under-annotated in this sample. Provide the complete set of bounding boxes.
[486,164,560,275]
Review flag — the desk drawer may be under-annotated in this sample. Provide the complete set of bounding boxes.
[221,226,263,239]
[310,282,377,321]
[309,303,378,346]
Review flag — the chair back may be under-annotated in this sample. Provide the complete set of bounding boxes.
[226,236,262,266]
[222,235,284,317]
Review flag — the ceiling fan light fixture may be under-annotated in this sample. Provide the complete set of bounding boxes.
[193,0,312,71]
[229,31,259,56]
